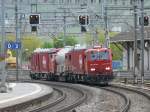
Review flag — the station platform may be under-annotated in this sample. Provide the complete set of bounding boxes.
[0,82,53,109]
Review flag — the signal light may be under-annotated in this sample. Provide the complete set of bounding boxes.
[144,16,149,26]
[79,15,89,25]
[87,15,89,25]
[29,14,39,24]
[139,16,149,26]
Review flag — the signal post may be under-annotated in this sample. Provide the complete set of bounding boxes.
[0,0,7,93]
[140,0,145,84]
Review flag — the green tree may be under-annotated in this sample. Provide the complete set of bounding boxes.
[21,36,42,55]
[65,36,78,46]
[53,35,77,48]
[110,44,123,60]
[4,34,42,56]
[83,30,122,60]
[53,37,64,48]
[82,33,93,45]
[42,42,53,48]
[97,31,123,60]
[21,36,43,61]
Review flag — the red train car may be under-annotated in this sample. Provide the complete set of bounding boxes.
[65,47,113,84]
[30,48,60,79]
[65,48,86,81]
[39,52,49,73]
[47,48,61,80]
[30,51,40,79]
[84,47,113,83]
[30,46,113,84]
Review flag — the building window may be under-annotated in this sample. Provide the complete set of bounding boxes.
[130,0,140,5]
[5,13,8,18]
[91,0,96,4]
[99,0,101,4]
[114,0,117,5]
[51,0,55,3]
[20,0,23,2]
[11,0,14,3]
[43,0,48,3]
[67,0,72,4]
[59,0,64,4]
[27,0,30,4]
[122,0,125,5]
[110,0,113,4]
[130,0,133,5]
[75,0,80,4]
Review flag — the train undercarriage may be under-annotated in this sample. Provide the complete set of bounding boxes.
[30,72,113,85]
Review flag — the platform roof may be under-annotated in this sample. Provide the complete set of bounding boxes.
[110,27,150,43]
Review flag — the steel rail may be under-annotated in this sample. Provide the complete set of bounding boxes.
[55,85,87,112]
[111,84,150,101]
[101,87,130,112]
[29,81,87,112]
[29,88,66,112]
[109,84,150,112]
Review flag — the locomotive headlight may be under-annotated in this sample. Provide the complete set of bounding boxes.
[105,67,110,70]
[90,68,95,71]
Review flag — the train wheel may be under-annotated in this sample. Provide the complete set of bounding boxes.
[71,75,76,83]
[30,74,34,79]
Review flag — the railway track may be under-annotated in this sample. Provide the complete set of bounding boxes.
[80,83,150,112]
[29,81,87,112]
[100,87,130,112]
[107,84,150,112]
[2,70,150,112]
[0,80,87,112]
[29,87,66,112]
[0,82,65,112]
[32,82,150,112]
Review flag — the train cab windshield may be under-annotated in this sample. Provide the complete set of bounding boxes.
[90,50,109,60]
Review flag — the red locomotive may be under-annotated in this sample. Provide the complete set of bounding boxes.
[30,46,113,84]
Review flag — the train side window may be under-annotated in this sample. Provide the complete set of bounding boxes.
[84,55,86,59]
[91,51,96,60]
[69,55,71,60]
[65,55,67,59]
[50,55,53,58]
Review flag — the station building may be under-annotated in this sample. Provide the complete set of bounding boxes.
[110,27,150,72]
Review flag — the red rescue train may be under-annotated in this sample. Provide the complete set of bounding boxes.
[30,46,113,84]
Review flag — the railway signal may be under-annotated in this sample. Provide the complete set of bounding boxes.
[79,15,89,25]
[79,15,89,32]
[144,16,149,26]
[139,16,149,26]
[29,14,40,24]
